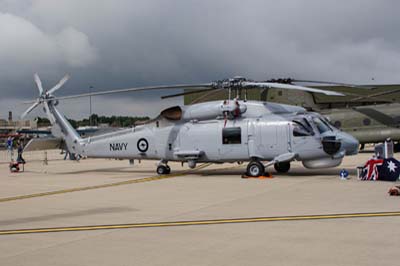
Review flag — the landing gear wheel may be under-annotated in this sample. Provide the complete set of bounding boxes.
[165,165,171,174]
[157,165,170,175]
[246,161,265,177]
[274,162,291,173]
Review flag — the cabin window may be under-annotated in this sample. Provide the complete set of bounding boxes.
[334,121,342,129]
[363,118,371,126]
[222,127,241,144]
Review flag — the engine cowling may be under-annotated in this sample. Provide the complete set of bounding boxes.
[178,101,247,121]
[160,106,182,120]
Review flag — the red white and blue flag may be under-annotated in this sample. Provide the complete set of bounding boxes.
[360,159,383,180]
[378,158,400,181]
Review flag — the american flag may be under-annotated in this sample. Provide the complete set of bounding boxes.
[360,159,384,180]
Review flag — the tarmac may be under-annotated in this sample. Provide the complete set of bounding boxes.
[0,150,399,266]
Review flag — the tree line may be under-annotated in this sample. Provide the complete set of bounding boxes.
[36,114,150,128]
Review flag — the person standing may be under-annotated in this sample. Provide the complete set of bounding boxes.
[6,136,13,159]
[16,140,25,164]
[63,149,70,160]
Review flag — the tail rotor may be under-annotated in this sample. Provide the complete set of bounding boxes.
[47,74,70,95]
[21,73,69,119]
[34,73,44,95]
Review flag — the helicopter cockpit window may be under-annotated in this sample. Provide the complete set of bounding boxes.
[312,117,332,134]
[321,117,334,130]
[292,120,312,137]
[302,118,315,135]
[222,127,241,144]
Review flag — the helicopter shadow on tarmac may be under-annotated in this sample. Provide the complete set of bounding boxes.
[54,166,201,177]
[55,167,157,176]
[276,168,358,177]
[196,167,357,178]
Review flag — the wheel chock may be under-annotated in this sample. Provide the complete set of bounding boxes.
[241,173,273,179]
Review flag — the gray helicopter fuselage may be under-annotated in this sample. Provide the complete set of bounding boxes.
[75,101,358,168]
[23,74,358,173]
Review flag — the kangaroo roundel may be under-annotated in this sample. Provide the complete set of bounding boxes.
[137,138,149,153]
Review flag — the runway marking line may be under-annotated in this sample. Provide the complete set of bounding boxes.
[0,163,212,203]
[0,211,399,235]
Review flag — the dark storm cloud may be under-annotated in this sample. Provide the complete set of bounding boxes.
[1,0,400,119]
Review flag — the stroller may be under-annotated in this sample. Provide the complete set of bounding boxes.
[9,160,22,173]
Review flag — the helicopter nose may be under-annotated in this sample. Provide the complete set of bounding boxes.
[337,131,359,155]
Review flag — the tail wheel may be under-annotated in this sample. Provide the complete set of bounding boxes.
[246,161,265,177]
[157,165,171,175]
[274,162,291,173]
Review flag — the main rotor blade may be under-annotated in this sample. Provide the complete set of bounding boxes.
[23,99,40,104]
[34,73,44,95]
[21,100,39,119]
[351,88,400,102]
[51,84,213,101]
[190,88,226,104]
[48,74,70,95]
[292,79,376,89]
[243,82,345,96]
[161,88,218,99]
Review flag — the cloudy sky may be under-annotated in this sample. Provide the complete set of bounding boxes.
[1,0,400,120]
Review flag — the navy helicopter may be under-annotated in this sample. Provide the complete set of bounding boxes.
[21,75,359,177]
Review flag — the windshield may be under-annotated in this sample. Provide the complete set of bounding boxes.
[321,116,335,130]
[292,120,313,137]
[301,118,315,135]
[312,116,332,134]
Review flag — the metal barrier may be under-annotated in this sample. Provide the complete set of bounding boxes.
[0,149,63,163]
